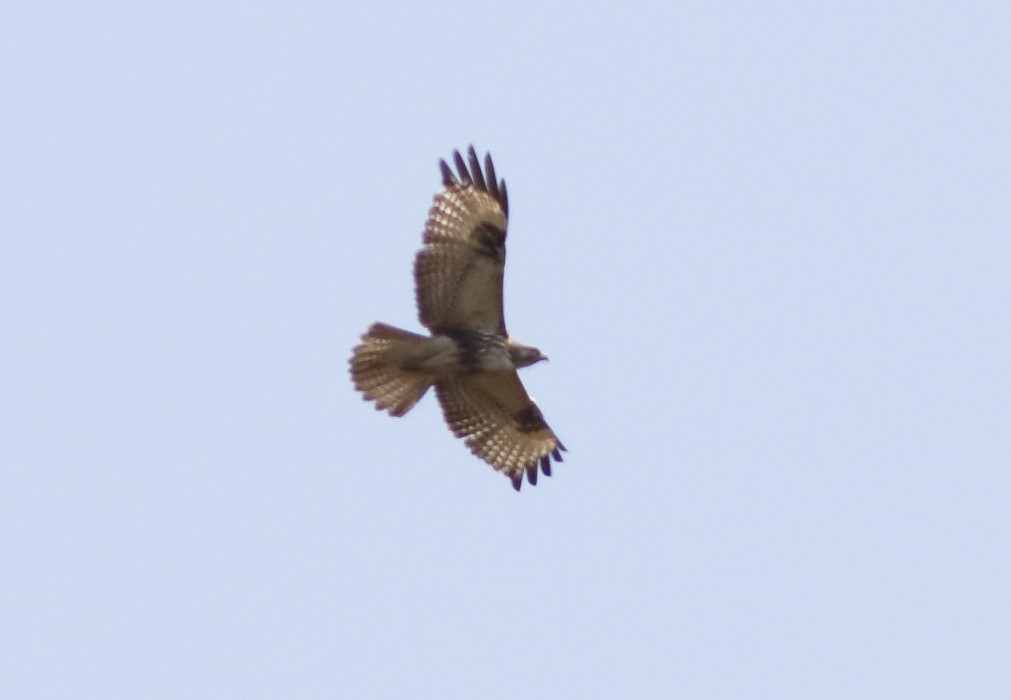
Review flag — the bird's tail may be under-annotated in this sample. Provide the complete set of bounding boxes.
[350,323,436,417]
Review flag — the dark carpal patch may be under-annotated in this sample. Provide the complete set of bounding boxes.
[474,222,506,261]
[513,403,549,433]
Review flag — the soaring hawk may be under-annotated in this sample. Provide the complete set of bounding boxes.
[350,146,566,490]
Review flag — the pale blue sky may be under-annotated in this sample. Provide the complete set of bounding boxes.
[3,1,1010,697]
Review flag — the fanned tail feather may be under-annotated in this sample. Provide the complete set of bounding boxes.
[350,323,434,416]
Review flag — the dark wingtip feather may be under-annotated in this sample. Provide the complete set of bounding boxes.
[453,150,471,184]
[483,153,499,200]
[467,146,487,191]
[509,448,563,491]
[441,147,508,218]
[439,159,456,187]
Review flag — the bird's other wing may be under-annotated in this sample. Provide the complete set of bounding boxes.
[415,146,510,336]
[435,371,566,490]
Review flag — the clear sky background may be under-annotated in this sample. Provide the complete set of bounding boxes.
[3,1,1010,697]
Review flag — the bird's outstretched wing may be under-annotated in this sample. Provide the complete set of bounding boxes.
[414,146,510,336]
[435,371,566,490]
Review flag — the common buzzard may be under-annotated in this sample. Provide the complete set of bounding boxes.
[350,147,566,490]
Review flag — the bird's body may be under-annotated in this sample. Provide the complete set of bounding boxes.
[350,147,565,490]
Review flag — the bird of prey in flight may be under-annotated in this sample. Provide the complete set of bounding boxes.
[350,146,565,490]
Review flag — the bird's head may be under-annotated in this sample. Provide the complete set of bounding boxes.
[507,341,548,368]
